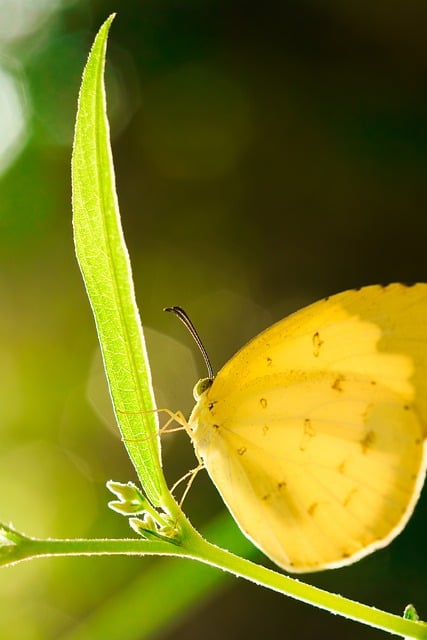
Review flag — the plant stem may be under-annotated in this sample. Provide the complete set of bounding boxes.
[19,537,180,561]
[183,532,427,640]
[4,525,426,639]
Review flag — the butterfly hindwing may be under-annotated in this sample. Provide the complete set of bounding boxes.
[189,284,427,571]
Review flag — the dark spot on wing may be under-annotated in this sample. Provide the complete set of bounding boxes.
[332,375,345,392]
[304,418,315,436]
[266,356,273,366]
[262,425,269,436]
[337,460,347,474]
[343,487,358,507]
[277,481,287,490]
[308,502,318,516]
[361,403,373,421]
[312,331,324,357]
[360,430,376,454]
[260,397,268,409]
[300,418,316,451]
[237,446,247,456]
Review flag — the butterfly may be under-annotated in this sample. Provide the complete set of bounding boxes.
[168,283,427,573]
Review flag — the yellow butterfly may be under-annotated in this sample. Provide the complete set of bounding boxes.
[168,284,427,573]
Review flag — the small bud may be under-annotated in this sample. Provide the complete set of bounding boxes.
[129,516,157,539]
[107,480,147,515]
[129,514,181,544]
[403,604,419,621]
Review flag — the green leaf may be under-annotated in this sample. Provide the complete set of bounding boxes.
[71,14,170,509]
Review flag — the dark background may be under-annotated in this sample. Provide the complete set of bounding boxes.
[0,1,426,638]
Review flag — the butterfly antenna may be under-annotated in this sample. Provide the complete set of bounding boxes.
[164,306,214,381]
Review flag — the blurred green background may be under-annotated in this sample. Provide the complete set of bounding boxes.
[1,1,427,638]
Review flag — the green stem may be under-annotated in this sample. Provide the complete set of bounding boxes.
[3,522,426,639]
[184,532,427,639]
[14,537,181,562]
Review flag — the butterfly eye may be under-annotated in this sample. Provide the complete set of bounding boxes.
[193,377,213,401]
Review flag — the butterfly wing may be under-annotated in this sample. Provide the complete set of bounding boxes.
[189,284,427,572]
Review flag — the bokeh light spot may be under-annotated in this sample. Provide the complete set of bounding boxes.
[0,66,28,175]
[0,0,62,44]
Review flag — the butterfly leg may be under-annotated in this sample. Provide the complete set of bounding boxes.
[170,462,205,508]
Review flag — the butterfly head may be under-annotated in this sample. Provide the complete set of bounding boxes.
[193,376,213,401]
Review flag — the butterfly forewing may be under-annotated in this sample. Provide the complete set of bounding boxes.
[188,284,427,572]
